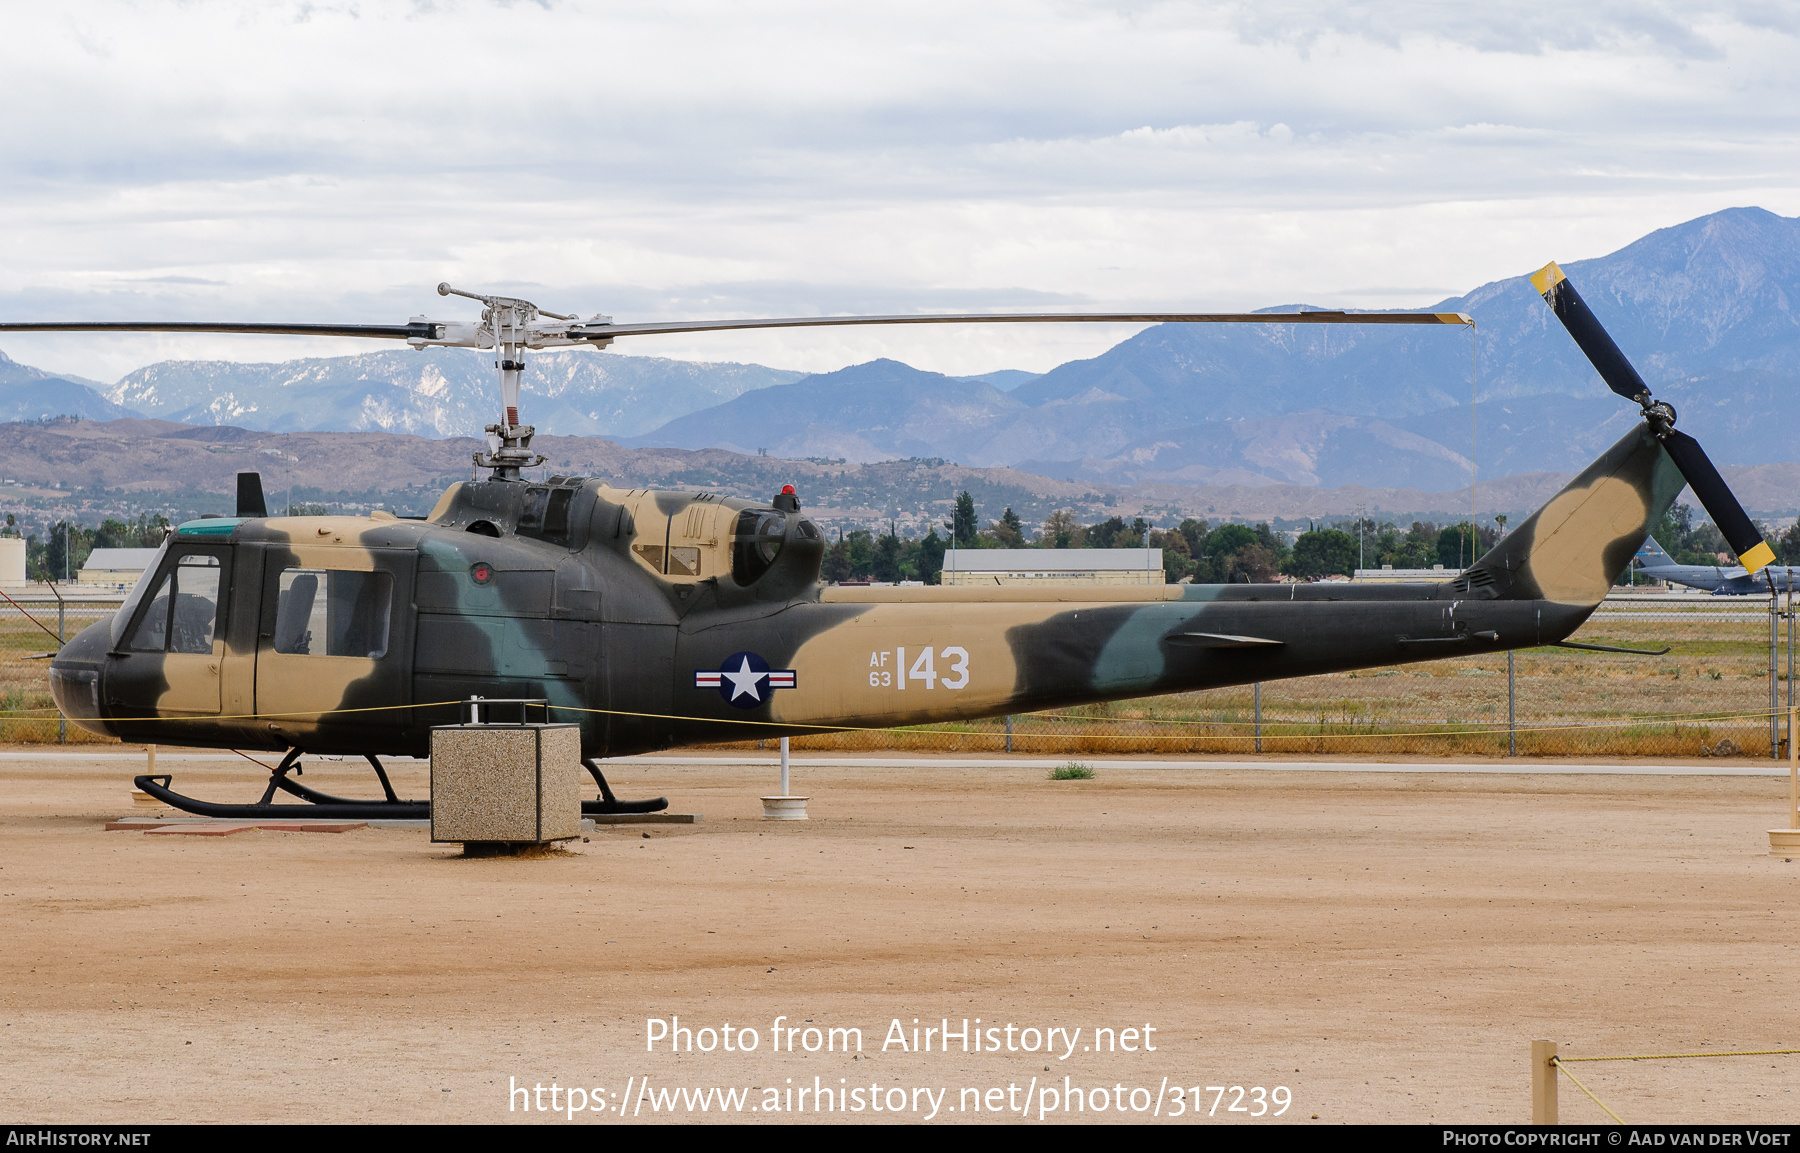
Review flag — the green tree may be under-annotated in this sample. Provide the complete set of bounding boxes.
[1651,503,1694,555]
[951,491,979,547]
[1780,521,1800,567]
[1224,542,1280,583]
[821,536,852,583]
[1087,515,1127,549]
[917,526,946,584]
[990,506,1026,547]
[1287,528,1358,578]
[1041,509,1079,549]
[845,529,876,578]
[1386,521,1439,568]
[37,521,95,582]
[92,514,170,549]
[1177,518,1207,554]
[1150,525,1196,582]
[1435,521,1499,569]
[874,523,903,583]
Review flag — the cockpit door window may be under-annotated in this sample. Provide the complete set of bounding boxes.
[127,554,226,654]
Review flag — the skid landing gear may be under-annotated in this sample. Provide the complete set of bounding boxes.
[134,748,428,820]
[131,750,670,819]
[583,758,668,815]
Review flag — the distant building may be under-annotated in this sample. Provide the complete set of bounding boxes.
[79,548,162,588]
[942,548,1164,587]
[1354,564,1450,583]
[0,538,23,586]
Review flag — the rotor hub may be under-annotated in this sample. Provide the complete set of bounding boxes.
[1640,397,1678,439]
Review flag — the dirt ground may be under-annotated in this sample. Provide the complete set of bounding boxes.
[1,751,1796,1126]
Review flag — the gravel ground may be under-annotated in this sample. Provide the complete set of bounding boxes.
[2,752,1796,1125]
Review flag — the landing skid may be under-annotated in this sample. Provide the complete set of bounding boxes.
[584,758,669,814]
[132,749,669,819]
[135,749,428,820]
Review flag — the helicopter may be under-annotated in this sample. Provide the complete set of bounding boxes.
[11,266,1775,820]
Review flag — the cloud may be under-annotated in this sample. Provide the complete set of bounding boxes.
[0,1,1795,383]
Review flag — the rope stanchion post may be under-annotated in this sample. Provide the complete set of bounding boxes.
[1775,705,1800,859]
[56,590,65,744]
[1508,650,1516,757]
[1532,1039,1557,1124]
[1772,593,1781,759]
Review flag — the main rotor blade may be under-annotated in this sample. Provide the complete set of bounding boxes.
[1,310,1472,344]
[0,321,438,340]
[579,310,1472,339]
[1662,430,1775,574]
[1528,262,1650,402]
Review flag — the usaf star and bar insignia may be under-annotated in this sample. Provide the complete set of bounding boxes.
[695,651,798,708]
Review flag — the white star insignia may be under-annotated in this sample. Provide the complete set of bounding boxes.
[720,655,767,702]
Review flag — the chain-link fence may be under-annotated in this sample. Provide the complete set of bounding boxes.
[5,589,1791,757]
[0,594,121,744]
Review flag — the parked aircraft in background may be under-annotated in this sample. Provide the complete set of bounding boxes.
[1633,536,1799,595]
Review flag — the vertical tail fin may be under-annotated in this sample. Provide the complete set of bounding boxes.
[1635,534,1674,566]
[1466,422,1687,605]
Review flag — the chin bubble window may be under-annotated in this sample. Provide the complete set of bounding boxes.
[273,568,393,658]
[731,509,787,585]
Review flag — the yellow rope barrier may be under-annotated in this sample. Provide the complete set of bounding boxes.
[1,697,1795,741]
[1550,1058,1625,1124]
[1558,1047,1800,1062]
[1031,705,1780,729]
[1549,1047,1800,1125]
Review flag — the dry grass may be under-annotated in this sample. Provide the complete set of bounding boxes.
[0,604,117,745]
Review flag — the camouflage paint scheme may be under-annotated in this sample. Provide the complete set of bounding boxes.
[49,421,1685,761]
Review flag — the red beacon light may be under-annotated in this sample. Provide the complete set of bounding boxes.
[781,484,796,495]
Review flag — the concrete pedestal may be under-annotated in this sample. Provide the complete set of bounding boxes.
[761,795,809,820]
[431,723,582,846]
[1769,828,1800,859]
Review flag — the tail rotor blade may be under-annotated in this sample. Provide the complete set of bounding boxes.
[1529,262,1652,403]
[1663,431,1774,574]
[1530,260,1772,575]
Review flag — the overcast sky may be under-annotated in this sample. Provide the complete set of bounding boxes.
[3,0,1797,383]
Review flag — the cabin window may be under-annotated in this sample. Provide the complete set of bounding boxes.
[128,553,225,654]
[272,568,392,658]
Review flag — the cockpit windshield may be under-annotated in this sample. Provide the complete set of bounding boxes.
[108,538,171,649]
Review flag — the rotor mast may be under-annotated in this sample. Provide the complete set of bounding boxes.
[435,283,606,481]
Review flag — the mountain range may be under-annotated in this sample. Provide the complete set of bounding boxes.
[632,206,1800,486]
[7,418,1797,535]
[1,206,1795,492]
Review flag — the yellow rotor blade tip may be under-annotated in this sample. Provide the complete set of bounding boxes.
[1741,540,1776,576]
[1528,262,1566,295]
